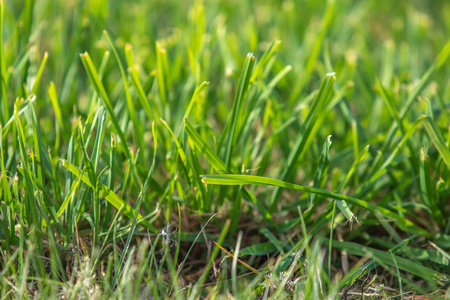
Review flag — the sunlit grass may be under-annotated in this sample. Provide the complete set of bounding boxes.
[1,0,449,298]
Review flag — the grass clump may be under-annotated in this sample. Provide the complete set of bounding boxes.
[1,0,450,298]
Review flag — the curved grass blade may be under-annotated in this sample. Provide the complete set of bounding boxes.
[201,174,428,236]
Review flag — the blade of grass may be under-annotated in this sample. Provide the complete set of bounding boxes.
[381,40,450,153]
[422,115,450,171]
[60,159,156,232]
[79,52,131,160]
[201,174,428,236]
[223,53,255,168]
[185,118,273,224]
[0,0,8,125]
[14,101,39,228]
[269,73,336,211]
[112,192,143,288]
[103,30,143,151]
[47,82,67,133]
[30,51,48,95]
[330,240,444,284]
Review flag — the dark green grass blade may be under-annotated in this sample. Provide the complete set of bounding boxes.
[330,240,445,285]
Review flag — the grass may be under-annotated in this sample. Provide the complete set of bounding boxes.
[0,0,450,298]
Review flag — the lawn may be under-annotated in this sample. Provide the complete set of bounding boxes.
[0,0,449,298]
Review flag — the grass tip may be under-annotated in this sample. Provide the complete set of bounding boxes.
[326,72,336,78]
[201,176,207,190]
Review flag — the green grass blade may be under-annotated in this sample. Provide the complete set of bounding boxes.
[184,117,229,174]
[57,175,82,218]
[223,53,255,167]
[128,66,158,121]
[156,41,168,109]
[47,82,67,133]
[201,174,428,236]
[60,159,155,231]
[185,117,273,224]
[79,52,131,159]
[14,101,38,227]
[112,189,144,288]
[422,116,450,171]
[0,0,8,125]
[30,51,48,95]
[331,240,445,285]
[103,30,143,150]
[269,72,336,211]
[381,40,450,152]
[250,40,281,82]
